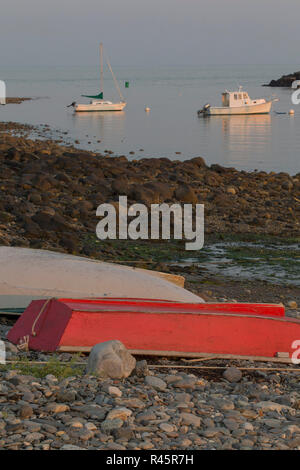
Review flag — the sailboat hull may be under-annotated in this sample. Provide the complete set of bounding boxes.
[75,102,126,112]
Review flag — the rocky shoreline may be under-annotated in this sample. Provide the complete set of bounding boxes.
[5,98,32,105]
[263,71,300,87]
[0,125,299,254]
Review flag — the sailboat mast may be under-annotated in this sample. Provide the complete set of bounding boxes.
[100,42,104,96]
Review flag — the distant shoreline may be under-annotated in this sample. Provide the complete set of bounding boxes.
[263,70,300,87]
[5,97,32,104]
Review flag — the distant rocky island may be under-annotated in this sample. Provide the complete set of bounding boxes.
[264,70,300,87]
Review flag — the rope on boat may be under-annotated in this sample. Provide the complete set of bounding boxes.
[17,298,55,351]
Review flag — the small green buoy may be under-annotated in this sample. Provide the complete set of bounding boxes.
[125,81,129,88]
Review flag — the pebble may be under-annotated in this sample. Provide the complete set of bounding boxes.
[145,376,167,391]
[107,386,122,398]
[180,412,201,427]
[223,367,243,383]
[106,407,132,421]
[45,403,70,414]
[19,404,33,419]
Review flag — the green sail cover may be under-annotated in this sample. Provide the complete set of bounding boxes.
[81,92,103,99]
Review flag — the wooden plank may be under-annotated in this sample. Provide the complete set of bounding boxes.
[57,346,296,364]
[149,365,300,372]
[149,271,185,288]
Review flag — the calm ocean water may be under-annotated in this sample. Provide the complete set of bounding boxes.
[0,64,299,174]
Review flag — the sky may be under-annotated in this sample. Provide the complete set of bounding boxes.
[0,0,300,66]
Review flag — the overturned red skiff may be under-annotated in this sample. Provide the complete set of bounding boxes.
[7,298,300,360]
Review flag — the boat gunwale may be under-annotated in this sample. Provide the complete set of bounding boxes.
[209,99,273,111]
[70,308,300,324]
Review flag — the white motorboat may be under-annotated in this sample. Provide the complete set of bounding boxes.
[198,87,278,116]
[71,43,126,112]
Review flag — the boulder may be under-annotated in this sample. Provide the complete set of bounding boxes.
[86,340,136,379]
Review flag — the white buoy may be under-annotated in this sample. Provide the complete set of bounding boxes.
[145,106,150,112]
[289,109,295,115]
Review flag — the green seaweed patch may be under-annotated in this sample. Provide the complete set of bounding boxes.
[0,354,84,379]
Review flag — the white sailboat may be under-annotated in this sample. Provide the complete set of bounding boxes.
[198,87,278,116]
[72,43,126,112]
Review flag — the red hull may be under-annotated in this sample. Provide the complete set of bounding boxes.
[7,298,300,359]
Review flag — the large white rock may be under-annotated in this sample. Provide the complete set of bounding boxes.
[86,340,136,379]
[0,247,203,308]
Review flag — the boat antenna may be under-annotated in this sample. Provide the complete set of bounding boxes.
[100,42,104,97]
[106,55,125,102]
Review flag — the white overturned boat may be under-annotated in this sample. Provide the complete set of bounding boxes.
[198,87,278,116]
[70,43,126,113]
[0,247,203,310]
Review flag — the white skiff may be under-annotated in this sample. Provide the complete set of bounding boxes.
[0,247,203,309]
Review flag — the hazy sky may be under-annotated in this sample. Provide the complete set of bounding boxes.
[1,0,300,66]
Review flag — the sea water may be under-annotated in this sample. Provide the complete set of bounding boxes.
[0,64,299,174]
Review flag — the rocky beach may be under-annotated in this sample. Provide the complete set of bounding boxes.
[0,122,299,451]
[0,346,299,451]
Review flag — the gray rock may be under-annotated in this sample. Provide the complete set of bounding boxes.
[134,360,149,377]
[107,386,122,397]
[86,340,136,379]
[136,410,157,423]
[113,427,134,440]
[80,405,107,420]
[106,407,132,421]
[101,418,124,433]
[180,412,201,427]
[145,376,167,391]
[24,432,44,443]
[61,444,87,450]
[223,367,243,383]
[56,389,77,402]
[173,377,196,390]
[19,404,33,419]
[255,401,293,413]
[45,403,70,414]
[159,422,175,433]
